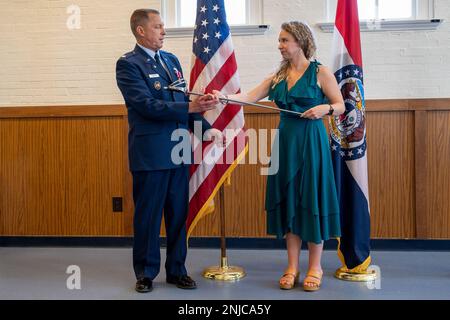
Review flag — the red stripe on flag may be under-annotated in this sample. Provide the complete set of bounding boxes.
[187,129,247,229]
[189,141,213,177]
[204,53,238,94]
[187,162,229,227]
[212,103,241,130]
[335,0,363,67]
[189,102,243,176]
[189,58,206,91]
[189,129,246,203]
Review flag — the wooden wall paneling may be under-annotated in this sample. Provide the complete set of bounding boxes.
[366,111,416,238]
[122,117,134,236]
[424,111,450,238]
[0,105,126,118]
[0,116,126,236]
[1,118,50,235]
[2,100,450,239]
[415,110,429,238]
[60,117,125,236]
[1,118,67,235]
[222,113,280,237]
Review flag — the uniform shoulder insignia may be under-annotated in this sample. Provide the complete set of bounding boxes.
[162,52,178,65]
[159,50,169,57]
[120,51,136,59]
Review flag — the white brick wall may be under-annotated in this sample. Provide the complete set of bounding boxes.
[0,0,449,106]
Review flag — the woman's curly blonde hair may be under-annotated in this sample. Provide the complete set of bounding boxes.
[272,21,317,87]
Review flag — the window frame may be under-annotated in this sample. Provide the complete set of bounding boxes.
[318,0,441,32]
[326,0,432,21]
[161,0,268,37]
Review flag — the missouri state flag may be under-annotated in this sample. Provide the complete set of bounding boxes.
[329,0,372,272]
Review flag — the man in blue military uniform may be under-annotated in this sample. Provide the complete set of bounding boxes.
[116,8,223,293]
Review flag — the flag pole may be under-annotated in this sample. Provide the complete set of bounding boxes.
[202,183,246,281]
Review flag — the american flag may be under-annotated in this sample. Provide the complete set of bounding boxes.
[187,0,247,237]
[329,0,372,272]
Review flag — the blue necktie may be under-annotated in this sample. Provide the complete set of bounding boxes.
[155,53,172,80]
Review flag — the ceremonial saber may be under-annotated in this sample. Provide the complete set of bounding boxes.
[164,82,304,117]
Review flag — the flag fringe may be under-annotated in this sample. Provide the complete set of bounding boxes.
[336,237,372,273]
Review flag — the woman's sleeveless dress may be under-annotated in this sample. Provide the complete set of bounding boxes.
[265,61,341,244]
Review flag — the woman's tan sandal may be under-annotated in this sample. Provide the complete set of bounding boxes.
[302,270,323,292]
[279,271,300,290]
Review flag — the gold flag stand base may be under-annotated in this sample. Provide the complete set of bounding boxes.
[203,257,246,281]
[334,266,377,282]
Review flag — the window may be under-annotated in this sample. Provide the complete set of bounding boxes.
[162,0,263,28]
[162,0,267,37]
[319,0,441,32]
[327,0,434,21]
[358,0,413,20]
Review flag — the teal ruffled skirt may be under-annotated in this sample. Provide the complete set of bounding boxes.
[265,116,341,244]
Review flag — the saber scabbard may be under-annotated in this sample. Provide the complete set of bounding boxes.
[164,83,304,117]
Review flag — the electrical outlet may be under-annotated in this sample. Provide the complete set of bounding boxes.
[112,197,123,212]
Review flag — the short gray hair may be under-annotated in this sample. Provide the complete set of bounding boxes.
[130,9,160,38]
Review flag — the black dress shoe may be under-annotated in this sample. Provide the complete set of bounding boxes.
[135,277,153,293]
[166,275,197,289]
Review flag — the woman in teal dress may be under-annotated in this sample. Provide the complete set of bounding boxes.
[214,21,345,291]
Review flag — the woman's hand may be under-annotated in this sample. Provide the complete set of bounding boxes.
[301,104,330,119]
[212,90,228,105]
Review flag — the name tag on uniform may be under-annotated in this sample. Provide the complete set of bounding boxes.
[149,74,160,79]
